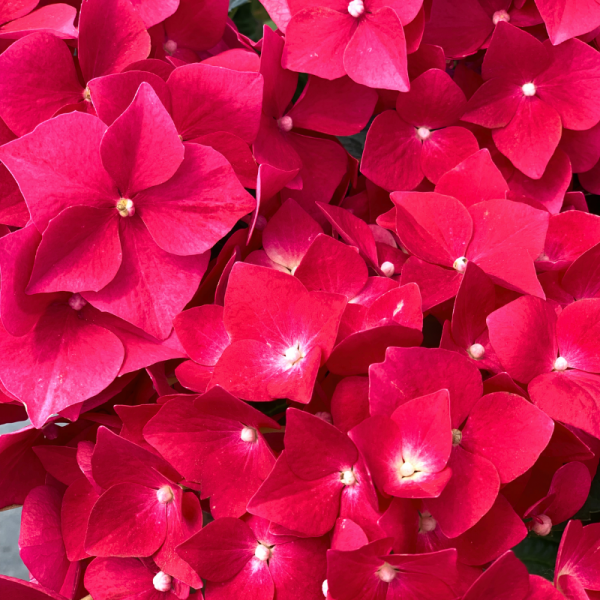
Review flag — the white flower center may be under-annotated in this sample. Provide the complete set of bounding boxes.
[156,485,174,504]
[468,343,485,360]
[348,0,365,17]
[417,126,431,140]
[283,344,304,368]
[492,9,510,25]
[522,82,536,97]
[377,562,397,583]
[241,426,258,443]
[554,356,568,371]
[255,543,272,561]
[453,256,468,272]
[68,293,87,311]
[340,469,356,486]
[153,571,172,592]
[380,261,395,277]
[117,198,135,217]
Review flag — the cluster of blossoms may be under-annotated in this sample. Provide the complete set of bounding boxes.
[2,0,600,598]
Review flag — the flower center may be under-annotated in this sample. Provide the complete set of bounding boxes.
[417,127,431,140]
[554,356,568,371]
[322,580,329,597]
[283,344,304,368]
[468,343,485,360]
[68,293,87,311]
[340,469,356,486]
[453,257,468,272]
[531,514,552,536]
[492,9,510,25]
[419,512,437,533]
[163,39,177,55]
[348,0,365,17]
[377,562,397,583]
[255,543,272,561]
[156,485,174,504]
[380,261,395,277]
[277,115,294,132]
[153,571,172,592]
[83,87,92,102]
[241,426,258,443]
[522,82,536,97]
[117,198,135,217]
[452,429,462,446]
[399,461,415,477]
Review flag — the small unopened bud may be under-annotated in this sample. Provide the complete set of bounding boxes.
[380,261,395,277]
[468,343,485,360]
[532,514,552,536]
[377,562,397,583]
[277,115,294,132]
[347,0,365,17]
[399,461,415,477]
[340,469,356,486]
[255,215,268,231]
[255,543,272,561]
[554,357,568,371]
[117,198,135,217]
[153,571,172,592]
[241,426,257,443]
[419,512,437,533]
[156,485,174,504]
[522,82,536,97]
[492,9,510,25]
[453,256,468,272]
[452,429,462,446]
[417,127,431,140]
[68,293,87,311]
[322,579,329,597]
[163,39,177,55]
[315,411,333,424]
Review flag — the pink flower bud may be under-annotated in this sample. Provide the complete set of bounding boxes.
[277,115,294,132]
[554,356,568,371]
[417,127,431,140]
[453,256,468,272]
[255,543,272,561]
[522,82,536,97]
[492,9,510,25]
[340,469,356,486]
[68,293,87,311]
[347,0,365,18]
[532,514,552,536]
[419,512,437,533]
[468,343,485,360]
[152,571,172,592]
[163,39,177,55]
[241,426,258,443]
[380,261,395,277]
[156,485,174,504]
[377,562,397,583]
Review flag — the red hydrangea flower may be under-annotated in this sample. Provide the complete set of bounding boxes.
[280,0,424,91]
[462,22,600,178]
[177,515,329,600]
[362,68,479,191]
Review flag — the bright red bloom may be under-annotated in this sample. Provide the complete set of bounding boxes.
[463,22,600,178]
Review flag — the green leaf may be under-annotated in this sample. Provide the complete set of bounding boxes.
[512,531,562,581]
[229,0,250,10]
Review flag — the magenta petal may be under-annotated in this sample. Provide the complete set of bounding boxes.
[463,78,523,129]
[0,32,82,136]
[285,408,358,480]
[0,4,78,40]
[130,0,178,28]
[0,112,117,231]
[461,392,554,483]
[20,485,69,592]
[283,7,354,80]
[424,445,500,538]
[331,376,369,434]
[493,97,562,180]
[344,8,408,92]
[0,576,66,600]
[557,299,600,373]
[392,191,473,268]
[562,242,600,300]
[205,557,274,600]
[138,143,254,256]
[421,126,479,184]
[83,219,209,340]
[435,149,509,208]
[28,206,121,294]
[168,64,263,143]
[0,0,38,23]
[487,296,557,384]
[0,305,124,428]
[530,370,600,439]
[101,83,183,198]
[78,0,150,82]
[248,452,343,537]
[462,551,529,600]
[361,110,423,192]
[85,482,167,557]
[535,0,600,45]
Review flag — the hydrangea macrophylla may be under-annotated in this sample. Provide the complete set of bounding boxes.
[385,192,548,310]
[534,0,600,45]
[142,387,279,519]
[0,0,152,137]
[462,22,600,179]
[177,514,329,600]
[0,83,254,339]
[0,2,78,41]
[487,295,600,438]
[209,263,347,404]
[362,68,479,191]
[248,408,382,538]
[277,0,424,91]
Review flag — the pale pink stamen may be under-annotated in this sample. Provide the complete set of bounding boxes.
[399,461,415,477]
[68,293,87,311]
[377,562,397,583]
[532,514,552,536]
[153,571,172,592]
[340,469,356,486]
[277,115,294,132]
[380,261,395,277]
[522,82,536,97]
[156,485,174,504]
[163,39,177,55]
[117,198,135,217]
[255,543,272,561]
[284,344,304,368]
[417,126,431,140]
[453,256,468,272]
[347,0,365,18]
[468,343,485,360]
[492,9,510,25]
[241,426,258,443]
[554,356,568,371]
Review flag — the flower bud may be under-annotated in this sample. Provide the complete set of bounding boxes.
[522,82,536,97]
[241,426,258,443]
[347,0,365,18]
[340,469,356,486]
[255,543,272,561]
[380,261,395,277]
[554,357,568,371]
[153,571,172,592]
[277,115,294,132]
[532,514,552,536]
[377,562,397,583]
[156,485,174,504]
[492,9,510,25]
[453,256,468,272]
[468,343,485,360]
[68,293,87,311]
